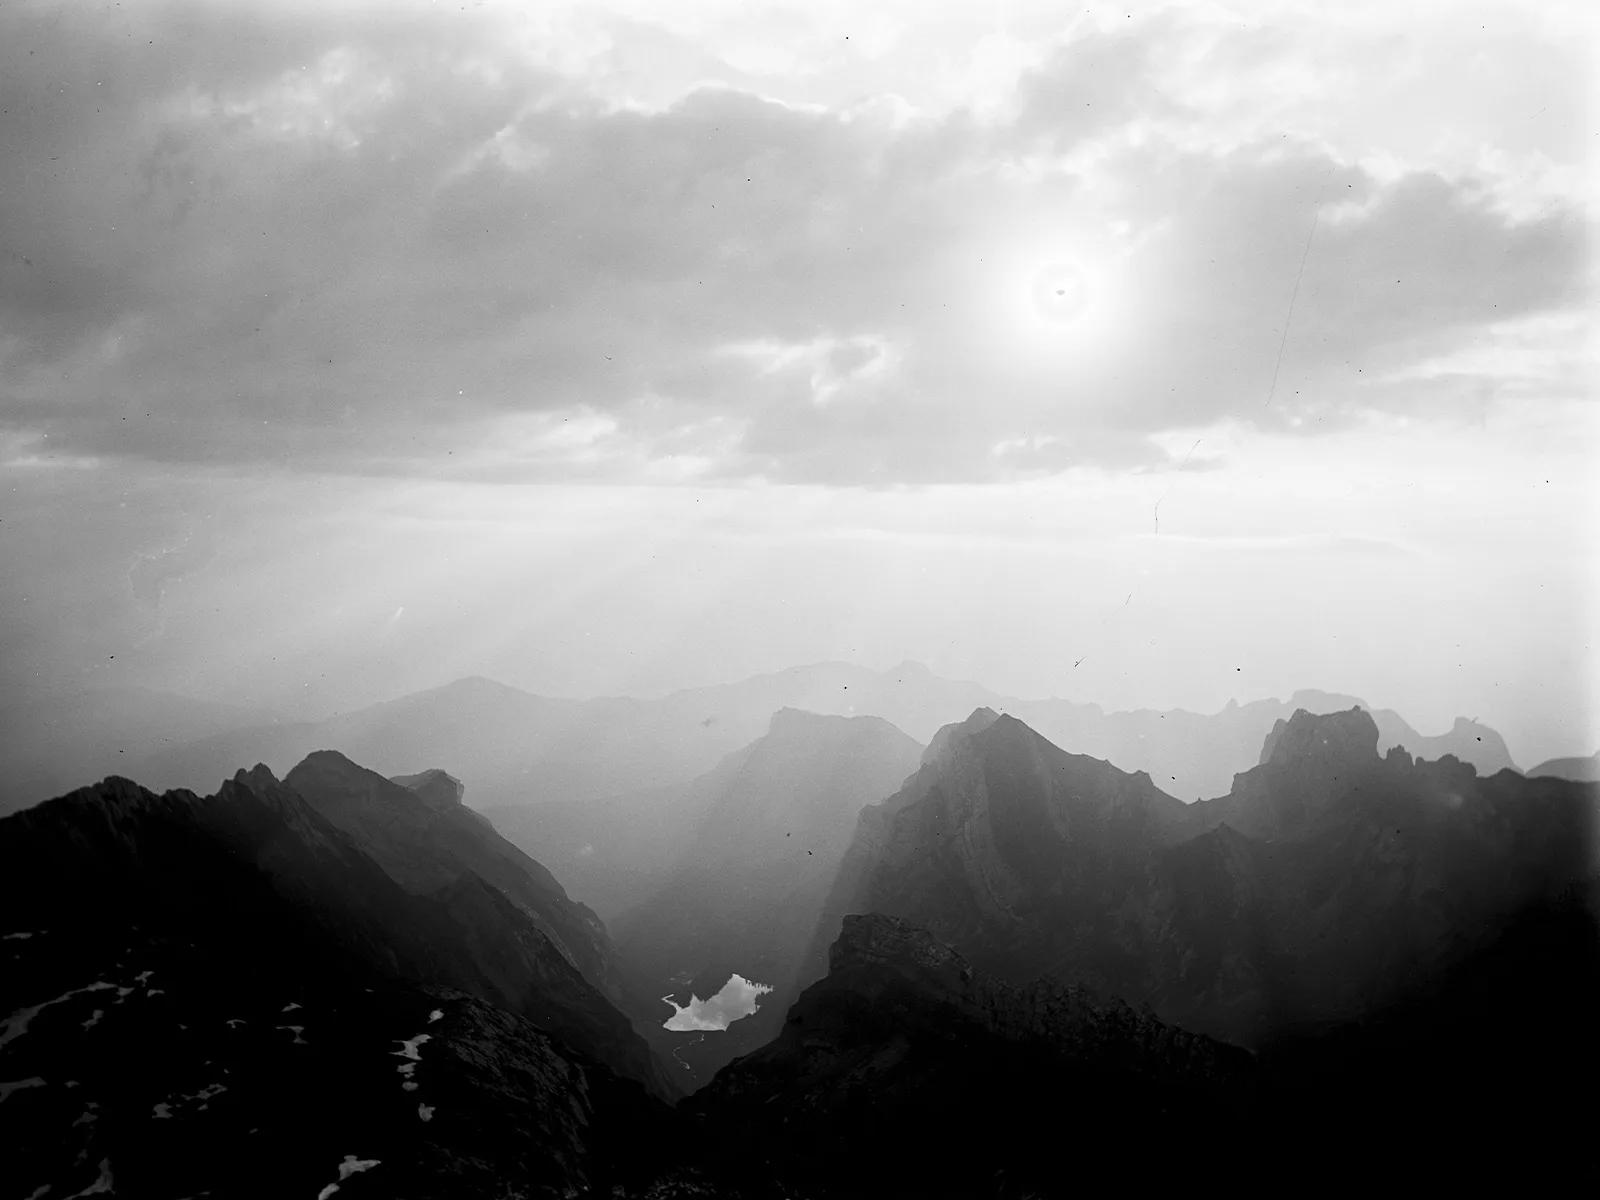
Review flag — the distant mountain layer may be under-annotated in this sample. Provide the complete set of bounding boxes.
[600,710,925,1088]
[106,664,1525,818]
[1529,752,1600,782]
[0,686,283,815]
[808,705,1596,1048]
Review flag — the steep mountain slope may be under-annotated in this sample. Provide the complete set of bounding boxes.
[698,902,1599,1194]
[286,751,640,1021]
[0,775,694,1198]
[129,663,1524,818]
[691,913,1254,1195]
[605,711,923,1087]
[811,706,1595,1048]
[2,767,670,1099]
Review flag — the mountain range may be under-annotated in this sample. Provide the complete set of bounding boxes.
[807,705,1595,1049]
[4,694,1596,1194]
[1529,750,1600,782]
[4,662,1533,816]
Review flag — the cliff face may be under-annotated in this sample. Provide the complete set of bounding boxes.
[822,914,1250,1086]
[288,751,635,1019]
[698,891,1600,1195]
[811,706,1598,1047]
[692,912,1254,1195]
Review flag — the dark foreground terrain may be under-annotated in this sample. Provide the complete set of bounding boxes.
[3,709,1597,1196]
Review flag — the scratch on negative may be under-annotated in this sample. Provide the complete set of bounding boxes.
[1154,438,1203,534]
[1265,168,1333,409]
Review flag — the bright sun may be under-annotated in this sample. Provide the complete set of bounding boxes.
[1030,262,1093,325]
[958,224,1136,384]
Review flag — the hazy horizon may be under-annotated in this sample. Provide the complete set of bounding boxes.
[3,1,1595,770]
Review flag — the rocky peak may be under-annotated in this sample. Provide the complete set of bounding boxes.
[1258,707,1380,770]
[390,768,465,811]
[921,707,1001,767]
[232,763,284,797]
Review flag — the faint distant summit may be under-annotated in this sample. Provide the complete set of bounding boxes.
[1527,752,1599,783]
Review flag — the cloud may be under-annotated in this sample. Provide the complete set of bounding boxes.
[661,973,773,1032]
[0,2,1588,484]
[129,536,219,610]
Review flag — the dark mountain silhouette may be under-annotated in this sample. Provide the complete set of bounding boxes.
[695,901,1599,1193]
[0,685,282,816]
[0,771,706,1198]
[124,664,1526,819]
[809,706,1596,1048]
[1528,750,1600,782]
[691,912,1252,1195]
[6,725,1594,1195]
[286,751,646,1028]
[0,765,672,1101]
[601,710,923,1087]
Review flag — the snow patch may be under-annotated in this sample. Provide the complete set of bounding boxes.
[63,1158,114,1197]
[394,1033,431,1061]
[0,1077,46,1103]
[2,981,116,1050]
[316,1153,381,1198]
[661,975,774,1032]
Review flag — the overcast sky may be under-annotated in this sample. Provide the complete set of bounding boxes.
[1,0,1595,764]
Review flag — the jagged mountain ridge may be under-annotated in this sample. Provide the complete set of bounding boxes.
[5,728,1595,1195]
[809,705,1596,1048]
[111,665,1525,820]
[0,685,285,816]
[0,764,671,1098]
[0,772,714,1197]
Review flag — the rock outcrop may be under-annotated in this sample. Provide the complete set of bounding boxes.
[692,913,1253,1195]
[810,706,1598,1047]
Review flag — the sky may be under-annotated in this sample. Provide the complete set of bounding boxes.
[1,0,1596,765]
